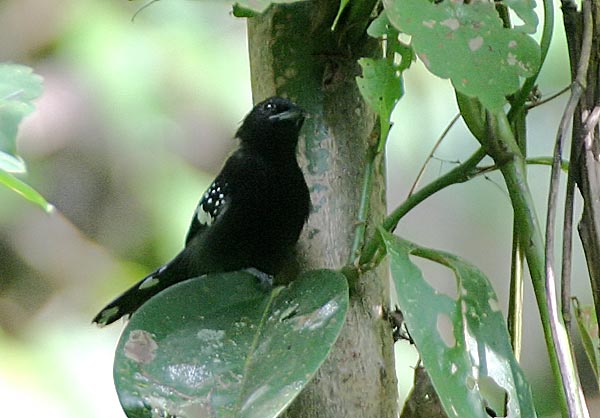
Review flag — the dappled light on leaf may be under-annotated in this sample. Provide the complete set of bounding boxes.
[382,231,537,418]
[382,0,540,111]
[114,269,348,418]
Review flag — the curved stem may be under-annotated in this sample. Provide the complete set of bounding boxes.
[407,113,460,197]
[359,147,487,267]
[350,145,378,265]
[507,234,524,360]
[544,0,593,415]
[483,109,588,418]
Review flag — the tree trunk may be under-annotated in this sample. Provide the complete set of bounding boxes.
[247,1,398,417]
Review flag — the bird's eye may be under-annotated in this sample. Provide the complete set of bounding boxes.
[265,102,276,112]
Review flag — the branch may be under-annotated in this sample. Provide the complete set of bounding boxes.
[407,113,460,197]
[359,147,487,268]
[544,0,593,415]
[350,144,379,265]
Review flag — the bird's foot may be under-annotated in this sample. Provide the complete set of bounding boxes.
[387,306,414,343]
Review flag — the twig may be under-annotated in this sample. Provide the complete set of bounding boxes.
[359,147,487,268]
[407,113,460,197]
[350,145,378,265]
[526,86,571,110]
[131,0,160,22]
[473,156,569,177]
[545,0,593,415]
[507,231,524,360]
[562,159,575,331]
[559,107,600,333]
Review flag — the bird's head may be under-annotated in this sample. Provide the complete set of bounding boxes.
[236,97,306,154]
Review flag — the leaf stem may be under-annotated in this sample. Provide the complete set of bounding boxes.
[407,113,460,197]
[507,232,524,360]
[350,145,378,265]
[359,147,487,267]
[480,109,588,418]
[507,105,527,362]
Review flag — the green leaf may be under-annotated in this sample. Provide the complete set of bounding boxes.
[503,0,539,33]
[0,64,49,212]
[381,231,537,418]
[356,58,404,151]
[233,3,259,17]
[383,0,540,111]
[114,269,348,418]
[0,63,43,155]
[0,169,53,212]
[231,0,306,14]
[0,150,26,173]
[232,3,257,17]
[572,298,600,383]
[367,11,393,38]
[331,0,351,30]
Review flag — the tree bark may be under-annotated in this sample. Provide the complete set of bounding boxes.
[247,1,398,417]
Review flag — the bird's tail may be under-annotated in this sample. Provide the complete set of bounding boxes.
[92,267,171,327]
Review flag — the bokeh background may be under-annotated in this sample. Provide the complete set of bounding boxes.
[0,0,595,417]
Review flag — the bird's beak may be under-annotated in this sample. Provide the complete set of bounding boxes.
[269,107,306,122]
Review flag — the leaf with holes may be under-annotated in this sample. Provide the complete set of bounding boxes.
[356,58,404,150]
[366,11,415,73]
[114,269,348,418]
[383,0,540,111]
[382,231,537,418]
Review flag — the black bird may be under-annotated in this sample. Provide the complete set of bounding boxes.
[93,97,310,326]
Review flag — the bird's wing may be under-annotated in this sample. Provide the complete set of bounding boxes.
[185,175,229,245]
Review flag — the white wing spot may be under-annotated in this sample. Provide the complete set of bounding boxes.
[97,306,120,326]
[197,207,213,226]
[196,180,227,227]
[139,276,160,290]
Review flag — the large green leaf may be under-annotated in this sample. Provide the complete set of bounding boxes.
[383,0,540,111]
[114,269,348,418]
[382,231,537,418]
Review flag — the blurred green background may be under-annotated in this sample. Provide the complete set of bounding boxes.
[0,0,595,417]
